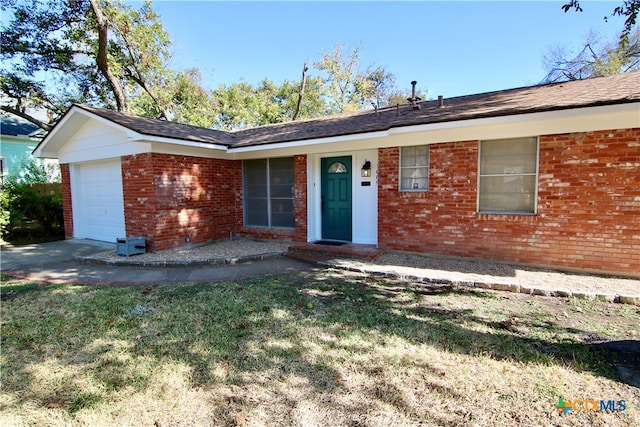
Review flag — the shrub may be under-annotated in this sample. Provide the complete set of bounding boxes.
[1,183,64,242]
[1,159,63,243]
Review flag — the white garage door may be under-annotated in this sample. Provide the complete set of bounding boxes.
[72,159,126,242]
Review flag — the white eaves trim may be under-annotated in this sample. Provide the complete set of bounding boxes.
[228,130,390,154]
[228,103,640,155]
[35,102,639,161]
[127,133,228,151]
[389,102,640,136]
[34,105,229,159]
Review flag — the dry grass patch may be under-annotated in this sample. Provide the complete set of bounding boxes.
[1,270,638,426]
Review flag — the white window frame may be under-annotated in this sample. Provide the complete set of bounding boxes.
[477,137,539,214]
[399,145,429,192]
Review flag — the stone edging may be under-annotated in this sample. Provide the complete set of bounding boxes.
[321,261,640,306]
[76,252,285,267]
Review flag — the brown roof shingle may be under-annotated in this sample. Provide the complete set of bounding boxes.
[76,105,238,146]
[74,71,640,149]
[231,71,640,147]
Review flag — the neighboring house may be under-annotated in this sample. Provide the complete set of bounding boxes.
[0,112,47,183]
[34,71,640,276]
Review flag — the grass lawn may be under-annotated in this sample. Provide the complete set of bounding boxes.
[1,268,638,426]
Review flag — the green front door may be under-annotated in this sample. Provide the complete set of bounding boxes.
[321,156,352,241]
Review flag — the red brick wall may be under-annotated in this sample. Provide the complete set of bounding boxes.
[378,128,640,275]
[60,163,73,239]
[121,153,242,251]
[293,154,308,242]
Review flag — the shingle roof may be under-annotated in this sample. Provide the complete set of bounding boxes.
[76,105,238,146]
[1,112,44,137]
[72,71,640,149]
[231,71,640,148]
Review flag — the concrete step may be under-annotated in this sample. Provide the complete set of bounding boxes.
[287,242,383,261]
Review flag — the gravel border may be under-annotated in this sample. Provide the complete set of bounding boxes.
[78,238,640,305]
[78,238,292,267]
[324,252,640,305]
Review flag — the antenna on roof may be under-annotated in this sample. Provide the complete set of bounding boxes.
[407,81,421,110]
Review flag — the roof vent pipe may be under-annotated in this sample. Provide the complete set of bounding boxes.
[407,81,421,110]
[438,95,444,108]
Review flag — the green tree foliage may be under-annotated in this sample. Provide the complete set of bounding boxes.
[0,0,90,129]
[543,28,639,82]
[543,1,639,82]
[10,158,61,184]
[212,77,327,130]
[129,68,218,127]
[1,0,213,127]
[562,0,639,47]
[313,43,399,113]
[1,183,63,240]
[2,1,407,132]
[1,159,63,241]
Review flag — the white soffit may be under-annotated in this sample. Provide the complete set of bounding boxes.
[34,106,229,160]
[36,102,639,161]
[228,103,640,157]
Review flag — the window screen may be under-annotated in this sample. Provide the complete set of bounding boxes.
[478,137,538,213]
[243,157,294,228]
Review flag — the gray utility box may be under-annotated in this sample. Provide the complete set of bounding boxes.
[116,237,146,257]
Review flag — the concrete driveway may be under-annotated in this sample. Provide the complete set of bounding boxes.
[1,239,117,270]
[1,239,311,285]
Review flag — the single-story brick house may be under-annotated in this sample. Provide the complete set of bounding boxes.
[34,71,640,276]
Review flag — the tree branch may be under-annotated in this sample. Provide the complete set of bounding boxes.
[292,61,308,121]
[1,105,51,131]
[124,70,171,120]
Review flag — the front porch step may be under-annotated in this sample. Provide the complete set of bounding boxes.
[286,242,383,262]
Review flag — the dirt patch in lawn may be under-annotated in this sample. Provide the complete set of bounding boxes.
[1,270,638,426]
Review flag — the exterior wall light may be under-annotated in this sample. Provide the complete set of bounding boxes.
[361,160,372,177]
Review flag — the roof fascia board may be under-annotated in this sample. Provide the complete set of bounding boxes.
[130,134,229,151]
[150,142,231,159]
[35,105,230,158]
[57,141,151,164]
[388,103,640,136]
[34,106,143,158]
[2,135,39,143]
[32,106,80,158]
[35,101,639,161]
[228,130,390,154]
[228,103,639,156]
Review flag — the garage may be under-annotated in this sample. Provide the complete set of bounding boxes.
[71,159,125,242]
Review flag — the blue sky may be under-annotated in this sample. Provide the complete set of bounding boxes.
[147,1,625,99]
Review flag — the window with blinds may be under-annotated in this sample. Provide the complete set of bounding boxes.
[243,157,295,228]
[478,137,538,214]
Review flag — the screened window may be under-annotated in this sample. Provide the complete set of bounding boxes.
[478,137,538,214]
[243,157,294,228]
[400,145,429,191]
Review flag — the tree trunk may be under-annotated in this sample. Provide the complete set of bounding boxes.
[292,62,308,121]
[88,0,127,112]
